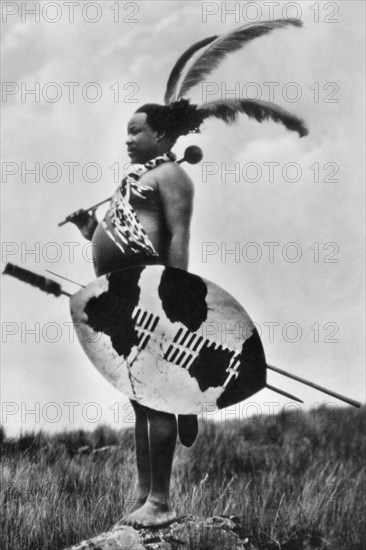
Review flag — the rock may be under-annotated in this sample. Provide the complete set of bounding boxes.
[65,524,145,550]
[64,515,250,550]
[139,515,248,550]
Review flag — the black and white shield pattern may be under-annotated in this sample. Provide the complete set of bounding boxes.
[70,265,267,414]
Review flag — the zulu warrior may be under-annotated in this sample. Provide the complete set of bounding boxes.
[67,20,308,527]
[1,15,359,535]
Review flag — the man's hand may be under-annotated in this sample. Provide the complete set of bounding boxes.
[66,209,98,240]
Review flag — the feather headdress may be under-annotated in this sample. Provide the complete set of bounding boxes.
[158,19,308,138]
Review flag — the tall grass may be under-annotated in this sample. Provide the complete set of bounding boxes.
[1,406,365,550]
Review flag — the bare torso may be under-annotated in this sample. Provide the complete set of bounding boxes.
[92,162,193,276]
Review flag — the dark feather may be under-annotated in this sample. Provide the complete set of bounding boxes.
[164,35,218,105]
[176,19,303,100]
[197,98,309,137]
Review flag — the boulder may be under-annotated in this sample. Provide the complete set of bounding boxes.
[65,524,145,550]
[65,515,250,550]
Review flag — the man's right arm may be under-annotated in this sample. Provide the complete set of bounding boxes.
[66,209,98,241]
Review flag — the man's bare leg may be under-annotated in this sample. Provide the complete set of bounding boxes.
[121,405,177,527]
[127,400,151,512]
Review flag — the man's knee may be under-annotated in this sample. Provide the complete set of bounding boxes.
[147,409,177,438]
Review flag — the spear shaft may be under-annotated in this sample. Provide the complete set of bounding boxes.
[267,364,361,408]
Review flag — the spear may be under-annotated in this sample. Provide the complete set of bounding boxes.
[2,262,362,408]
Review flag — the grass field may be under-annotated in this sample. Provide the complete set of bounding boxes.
[1,405,365,550]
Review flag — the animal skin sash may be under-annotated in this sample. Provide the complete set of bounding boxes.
[103,152,176,257]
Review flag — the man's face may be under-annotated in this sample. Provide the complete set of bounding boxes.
[126,112,160,164]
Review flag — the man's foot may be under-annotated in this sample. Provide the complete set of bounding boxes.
[125,495,148,514]
[119,499,177,528]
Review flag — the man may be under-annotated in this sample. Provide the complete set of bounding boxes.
[67,30,308,521]
[68,102,199,527]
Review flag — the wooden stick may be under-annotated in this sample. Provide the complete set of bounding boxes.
[266,384,303,403]
[267,364,361,408]
[58,196,112,227]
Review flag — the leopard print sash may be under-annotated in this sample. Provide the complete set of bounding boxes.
[103,152,176,257]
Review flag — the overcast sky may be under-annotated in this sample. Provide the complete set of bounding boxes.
[1,1,365,436]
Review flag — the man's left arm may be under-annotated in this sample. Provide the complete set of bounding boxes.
[157,163,194,271]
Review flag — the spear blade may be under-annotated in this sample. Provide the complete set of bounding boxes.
[3,263,71,297]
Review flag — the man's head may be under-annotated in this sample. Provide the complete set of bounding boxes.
[126,111,168,164]
[126,100,205,163]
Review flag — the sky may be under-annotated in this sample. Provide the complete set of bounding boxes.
[1,1,365,436]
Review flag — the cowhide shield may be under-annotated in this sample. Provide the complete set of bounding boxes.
[70,265,266,414]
